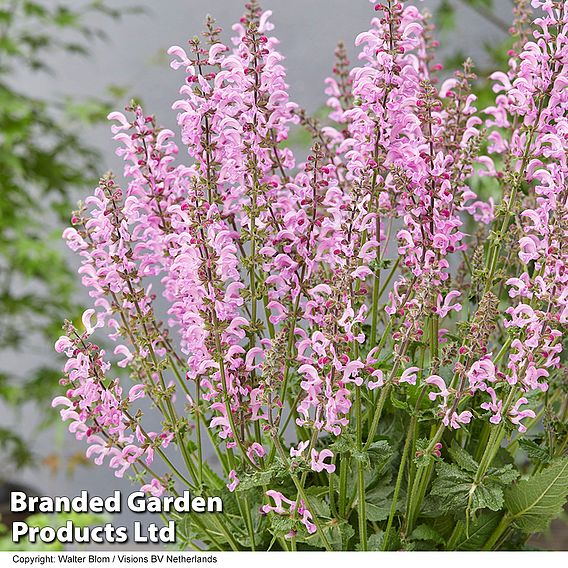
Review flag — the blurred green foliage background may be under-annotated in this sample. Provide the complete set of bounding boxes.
[0,0,138,476]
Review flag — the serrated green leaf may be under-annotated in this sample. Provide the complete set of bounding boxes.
[269,515,296,536]
[431,461,510,517]
[330,432,356,454]
[449,444,479,473]
[505,458,568,533]
[488,464,519,486]
[518,438,551,465]
[367,440,393,472]
[390,391,408,410]
[472,484,504,512]
[304,490,331,518]
[237,469,273,491]
[327,520,355,551]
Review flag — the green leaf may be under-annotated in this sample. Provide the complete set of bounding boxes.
[410,524,445,545]
[389,391,408,411]
[237,469,274,491]
[367,440,393,472]
[357,532,384,551]
[431,462,473,513]
[455,512,502,551]
[431,461,517,517]
[365,501,390,522]
[472,484,504,512]
[518,438,551,465]
[505,458,568,533]
[327,520,355,551]
[330,432,356,454]
[488,464,519,486]
[448,444,479,473]
[304,489,331,518]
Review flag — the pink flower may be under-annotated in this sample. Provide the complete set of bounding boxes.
[261,490,295,515]
[310,449,336,474]
[114,344,134,367]
[141,478,165,497]
[443,410,473,430]
[425,375,449,408]
[467,358,496,392]
[128,385,145,402]
[480,387,503,425]
[227,470,240,493]
[54,336,73,354]
[290,440,309,458]
[246,443,266,465]
[399,367,420,385]
[518,236,540,264]
[435,291,462,318]
[81,309,100,336]
[368,369,384,390]
[509,397,536,433]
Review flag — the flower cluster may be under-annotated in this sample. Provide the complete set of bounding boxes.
[52,0,568,552]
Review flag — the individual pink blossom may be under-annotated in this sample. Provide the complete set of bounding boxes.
[508,397,536,433]
[227,470,240,493]
[443,410,473,430]
[141,478,165,497]
[290,440,309,458]
[425,375,450,408]
[310,449,336,474]
[399,367,420,385]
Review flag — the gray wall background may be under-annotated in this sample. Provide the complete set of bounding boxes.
[3,0,512,542]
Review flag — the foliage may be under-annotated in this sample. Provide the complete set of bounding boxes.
[0,0,135,477]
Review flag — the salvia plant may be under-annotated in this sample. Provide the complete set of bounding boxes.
[52,0,568,552]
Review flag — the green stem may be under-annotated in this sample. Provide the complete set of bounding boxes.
[338,453,350,518]
[377,256,401,302]
[364,383,391,450]
[383,388,426,550]
[482,515,511,550]
[355,385,368,550]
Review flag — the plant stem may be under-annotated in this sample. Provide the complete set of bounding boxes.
[355,385,368,550]
[272,434,333,551]
[482,515,511,550]
[383,388,426,550]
